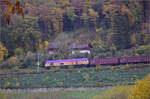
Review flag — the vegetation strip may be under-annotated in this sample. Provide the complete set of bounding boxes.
[0,87,112,92]
[0,63,149,76]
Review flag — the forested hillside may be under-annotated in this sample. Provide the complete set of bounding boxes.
[0,0,150,68]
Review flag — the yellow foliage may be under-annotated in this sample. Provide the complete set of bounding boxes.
[131,34,136,45]
[110,66,115,71]
[141,31,150,44]
[96,65,101,71]
[44,41,49,48]
[0,92,9,99]
[92,74,150,99]
[0,42,8,62]
[15,82,20,87]
[135,53,139,56]
[126,64,130,69]
[88,8,99,26]
[5,82,11,88]
[83,74,89,80]
[128,74,150,99]
[88,9,99,18]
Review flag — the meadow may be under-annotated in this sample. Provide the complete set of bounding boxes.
[0,73,150,99]
[0,89,106,99]
[0,64,150,89]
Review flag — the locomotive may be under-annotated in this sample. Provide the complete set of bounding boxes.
[45,56,150,68]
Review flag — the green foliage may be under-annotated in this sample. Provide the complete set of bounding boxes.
[15,48,24,56]
[0,64,150,88]
[21,51,37,69]
[82,73,89,80]
[134,45,150,56]
[0,0,148,62]
[0,56,20,69]
[0,89,106,99]
[110,15,130,49]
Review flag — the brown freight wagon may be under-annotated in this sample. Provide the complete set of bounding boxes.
[90,58,119,65]
[119,56,150,64]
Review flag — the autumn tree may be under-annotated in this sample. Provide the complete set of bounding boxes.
[0,0,24,24]
[102,0,143,49]
[0,42,8,62]
[88,8,99,29]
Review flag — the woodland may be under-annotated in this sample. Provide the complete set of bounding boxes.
[0,0,150,68]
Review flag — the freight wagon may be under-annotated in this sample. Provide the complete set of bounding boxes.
[119,56,150,64]
[90,58,119,65]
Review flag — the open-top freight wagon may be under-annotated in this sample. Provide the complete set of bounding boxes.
[45,56,150,68]
[119,56,150,64]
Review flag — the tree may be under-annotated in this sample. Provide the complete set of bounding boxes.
[110,15,130,49]
[0,0,24,24]
[88,8,99,28]
[102,0,144,49]
[0,42,8,62]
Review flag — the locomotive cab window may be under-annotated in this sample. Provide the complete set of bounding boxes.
[50,63,54,65]
[61,63,64,65]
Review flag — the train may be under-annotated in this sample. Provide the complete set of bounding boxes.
[45,56,150,68]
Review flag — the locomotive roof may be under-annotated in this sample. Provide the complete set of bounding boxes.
[48,43,92,49]
[46,58,89,63]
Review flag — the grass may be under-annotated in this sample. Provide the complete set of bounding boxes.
[0,89,107,99]
[92,85,131,99]
[0,64,150,89]
[65,89,107,99]
[92,74,150,99]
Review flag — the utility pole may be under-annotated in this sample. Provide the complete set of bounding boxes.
[37,39,40,72]
[37,51,40,71]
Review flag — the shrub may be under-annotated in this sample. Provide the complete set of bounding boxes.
[15,82,20,88]
[5,82,12,89]
[126,64,130,69]
[96,65,101,71]
[128,74,150,99]
[0,56,20,69]
[0,92,9,99]
[15,48,24,56]
[134,45,150,56]
[57,82,64,87]
[21,51,37,69]
[110,66,115,71]
[82,73,89,80]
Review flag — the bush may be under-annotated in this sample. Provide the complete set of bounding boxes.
[96,65,101,71]
[0,56,20,69]
[21,52,37,69]
[15,48,24,56]
[128,74,150,99]
[134,45,150,56]
[110,66,115,71]
[92,74,150,99]
[0,92,9,99]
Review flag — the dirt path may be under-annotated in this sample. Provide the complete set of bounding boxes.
[0,86,113,92]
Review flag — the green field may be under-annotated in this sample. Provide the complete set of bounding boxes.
[0,64,150,89]
[0,89,107,99]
